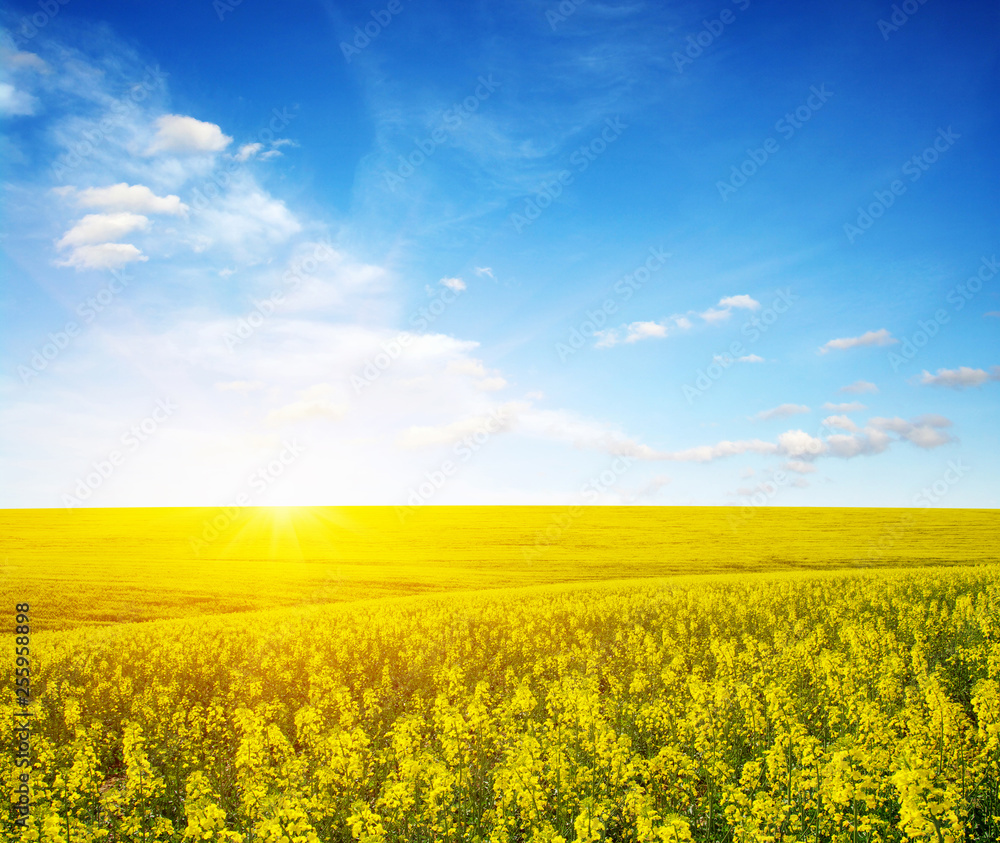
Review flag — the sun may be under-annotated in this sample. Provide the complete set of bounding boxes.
[207,506,361,562]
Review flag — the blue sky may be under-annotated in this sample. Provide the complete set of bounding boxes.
[1,0,997,508]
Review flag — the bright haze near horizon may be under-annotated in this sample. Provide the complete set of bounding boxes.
[0,0,997,509]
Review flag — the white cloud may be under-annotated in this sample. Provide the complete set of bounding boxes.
[822,415,858,432]
[817,416,951,459]
[592,330,616,348]
[3,313,525,505]
[718,294,760,311]
[783,460,818,474]
[840,380,879,394]
[914,413,952,429]
[235,142,263,162]
[440,276,466,292]
[233,140,287,162]
[396,403,519,449]
[191,187,301,259]
[869,416,953,449]
[57,212,150,249]
[917,366,1000,389]
[738,354,764,363]
[751,403,810,422]
[475,267,494,279]
[72,183,189,216]
[825,430,892,459]
[3,50,49,72]
[146,114,232,155]
[509,406,674,462]
[0,81,38,116]
[595,317,684,348]
[625,321,669,342]
[901,425,953,449]
[819,329,897,354]
[700,294,760,324]
[699,307,732,324]
[661,439,780,463]
[776,430,826,458]
[55,242,148,270]
[263,241,391,314]
[823,401,866,412]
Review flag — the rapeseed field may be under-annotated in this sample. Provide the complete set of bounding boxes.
[2,506,997,630]
[2,507,999,841]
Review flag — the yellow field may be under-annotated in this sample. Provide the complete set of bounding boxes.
[1,507,999,842]
[2,506,997,630]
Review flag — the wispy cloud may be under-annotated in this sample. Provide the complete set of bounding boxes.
[819,329,897,354]
[917,366,1000,389]
[840,380,879,394]
[700,294,761,324]
[750,403,810,422]
[643,414,952,466]
[718,294,761,311]
[0,79,38,115]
